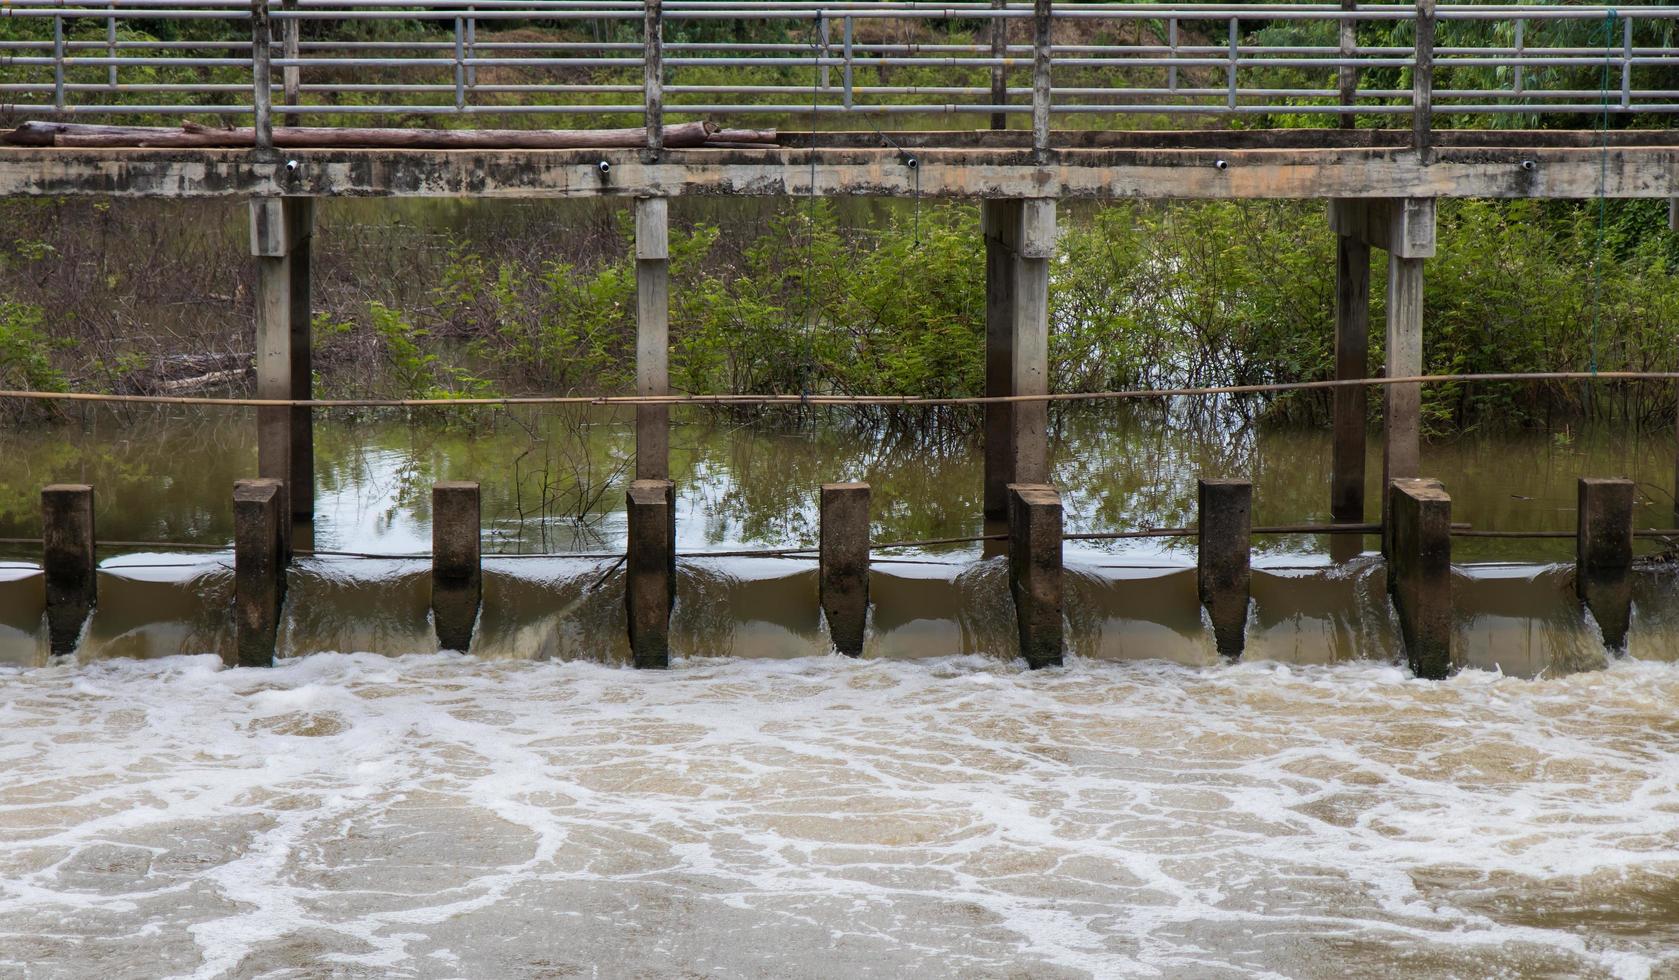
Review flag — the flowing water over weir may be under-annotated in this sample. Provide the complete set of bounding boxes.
[3,654,1679,977]
[3,408,1679,977]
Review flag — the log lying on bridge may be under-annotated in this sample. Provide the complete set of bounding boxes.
[1,120,773,151]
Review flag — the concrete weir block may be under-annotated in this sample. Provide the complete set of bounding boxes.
[233,478,287,668]
[1576,477,1634,651]
[819,483,870,657]
[42,484,95,658]
[626,479,675,669]
[1007,483,1063,669]
[1387,478,1452,679]
[431,481,482,653]
[1197,478,1252,658]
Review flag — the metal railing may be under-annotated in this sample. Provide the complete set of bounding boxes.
[2,2,1677,150]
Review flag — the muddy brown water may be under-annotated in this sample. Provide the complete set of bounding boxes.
[0,405,1677,978]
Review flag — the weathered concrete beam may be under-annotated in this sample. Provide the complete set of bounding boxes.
[635,196,670,481]
[1007,483,1063,669]
[626,478,674,669]
[4,145,1677,200]
[1388,478,1452,679]
[42,484,95,658]
[233,478,286,668]
[819,482,870,657]
[251,196,314,527]
[1327,198,1436,258]
[431,481,482,653]
[1576,477,1634,652]
[1197,478,1251,659]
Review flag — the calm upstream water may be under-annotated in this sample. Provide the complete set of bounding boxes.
[1,405,1678,977]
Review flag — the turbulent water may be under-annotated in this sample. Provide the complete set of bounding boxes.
[1,408,1678,976]
[2,652,1678,979]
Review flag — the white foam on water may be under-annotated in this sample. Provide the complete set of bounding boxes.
[1,653,1677,978]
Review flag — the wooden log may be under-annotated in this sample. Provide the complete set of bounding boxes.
[710,128,778,144]
[4,120,719,150]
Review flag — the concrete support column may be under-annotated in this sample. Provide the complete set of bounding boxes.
[626,478,674,669]
[1007,482,1063,669]
[982,199,1055,520]
[635,197,670,481]
[1388,477,1451,679]
[1197,478,1251,659]
[1383,252,1424,505]
[819,482,870,657]
[250,197,314,529]
[1332,234,1370,526]
[1577,477,1634,651]
[42,484,94,658]
[233,478,286,667]
[431,481,482,653]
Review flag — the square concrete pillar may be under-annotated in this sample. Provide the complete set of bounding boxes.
[42,484,95,658]
[635,196,670,481]
[1332,232,1370,529]
[251,197,315,527]
[431,481,482,653]
[1007,482,1062,669]
[1576,477,1634,651]
[819,483,870,657]
[983,199,1054,519]
[1197,478,1251,659]
[1387,478,1452,679]
[626,478,675,668]
[233,478,286,667]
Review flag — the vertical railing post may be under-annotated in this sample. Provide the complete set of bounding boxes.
[454,16,467,111]
[1338,0,1357,129]
[282,0,300,127]
[1412,0,1435,160]
[1168,18,1179,95]
[1032,0,1052,162]
[990,0,1007,130]
[644,0,663,162]
[818,13,830,91]
[1226,16,1239,111]
[1622,16,1633,111]
[52,13,65,111]
[1513,19,1525,97]
[467,5,478,90]
[635,196,670,481]
[106,4,118,90]
[843,16,854,110]
[251,0,274,149]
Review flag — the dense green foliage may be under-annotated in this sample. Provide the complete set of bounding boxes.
[363,196,1679,431]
